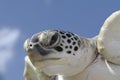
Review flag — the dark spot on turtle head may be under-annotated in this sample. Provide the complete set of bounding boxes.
[74,36,79,40]
[66,33,72,37]
[62,35,66,39]
[54,46,63,52]
[74,37,77,40]
[74,46,78,51]
[67,51,71,54]
[68,32,75,36]
[60,31,65,34]
[69,45,72,49]
[67,39,71,43]
[72,42,76,45]
[71,38,74,40]
[60,43,63,46]
[65,46,68,49]
[73,53,75,55]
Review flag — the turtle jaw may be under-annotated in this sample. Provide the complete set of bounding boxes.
[33,58,71,76]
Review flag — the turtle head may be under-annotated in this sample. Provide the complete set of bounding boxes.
[24,29,97,76]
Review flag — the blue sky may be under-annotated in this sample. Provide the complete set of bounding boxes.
[0,0,120,80]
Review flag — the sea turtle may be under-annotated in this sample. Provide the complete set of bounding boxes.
[23,10,120,80]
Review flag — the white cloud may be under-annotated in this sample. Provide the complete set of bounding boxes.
[0,28,20,74]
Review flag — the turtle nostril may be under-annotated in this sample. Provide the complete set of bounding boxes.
[30,44,32,47]
[29,43,33,48]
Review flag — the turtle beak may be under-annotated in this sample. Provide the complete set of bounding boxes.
[24,37,52,56]
[24,38,31,52]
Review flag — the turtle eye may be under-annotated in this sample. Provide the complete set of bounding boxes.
[50,33,59,46]
[39,30,60,48]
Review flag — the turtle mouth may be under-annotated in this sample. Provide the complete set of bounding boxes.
[39,58,61,62]
[34,57,67,69]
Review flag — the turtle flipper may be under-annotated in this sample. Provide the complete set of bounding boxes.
[97,10,120,64]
